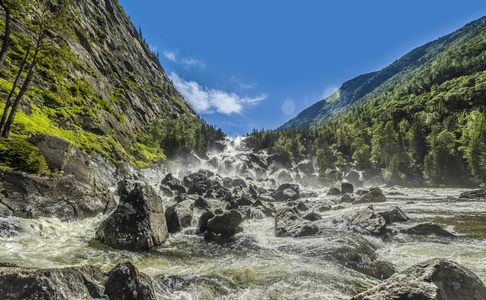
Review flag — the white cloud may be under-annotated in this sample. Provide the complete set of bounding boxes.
[163,50,177,62]
[163,50,204,69]
[181,58,205,69]
[170,72,267,115]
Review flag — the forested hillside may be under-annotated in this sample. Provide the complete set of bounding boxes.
[251,16,486,187]
[0,0,223,173]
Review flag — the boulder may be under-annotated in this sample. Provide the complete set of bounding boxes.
[403,223,455,237]
[349,205,387,236]
[328,235,396,280]
[303,212,322,221]
[165,200,194,233]
[194,196,211,209]
[327,187,341,196]
[96,181,168,250]
[351,258,486,300]
[339,193,355,203]
[275,207,318,237]
[161,173,187,195]
[380,206,410,224]
[460,189,486,199]
[296,201,309,211]
[271,183,300,201]
[0,261,155,300]
[353,186,386,204]
[341,182,354,194]
[197,209,215,233]
[318,204,332,212]
[206,210,243,239]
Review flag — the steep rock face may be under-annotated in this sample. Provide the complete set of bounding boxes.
[0,135,116,220]
[0,0,201,163]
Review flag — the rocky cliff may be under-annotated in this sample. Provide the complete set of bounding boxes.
[0,0,208,166]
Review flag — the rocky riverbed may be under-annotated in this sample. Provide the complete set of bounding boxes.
[1,136,485,299]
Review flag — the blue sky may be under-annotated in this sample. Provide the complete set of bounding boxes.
[119,0,486,136]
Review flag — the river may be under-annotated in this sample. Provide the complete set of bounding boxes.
[0,138,485,299]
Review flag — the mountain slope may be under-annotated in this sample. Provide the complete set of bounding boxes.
[0,0,221,168]
[280,16,486,129]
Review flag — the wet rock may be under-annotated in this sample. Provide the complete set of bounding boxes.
[0,169,116,220]
[165,200,194,233]
[300,190,318,198]
[349,205,387,236]
[194,196,211,209]
[296,201,309,211]
[249,184,259,197]
[303,212,322,221]
[96,181,168,250]
[236,196,253,207]
[205,210,243,239]
[353,186,386,204]
[105,262,156,300]
[403,223,455,237]
[341,182,354,194]
[318,204,332,212]
[161,173,187,196]
[231,178,247,188]
[351,258,486,300]
[0,217,22,238]
[339,193,355,203]
[327,187,341,196]
[460,189,486,199]
[0,261,155,300]
[271,183,300,202]
[329,235,396,280]
[246,207,266,220]
[275,207,318,237]
[379,206,410,224]
[197,209,215,233]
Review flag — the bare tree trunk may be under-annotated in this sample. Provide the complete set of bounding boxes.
[1,41,40,138]
[0,48,30,133]
[0,2,11,66]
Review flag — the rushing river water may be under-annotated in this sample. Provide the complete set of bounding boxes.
[1,138,485,299]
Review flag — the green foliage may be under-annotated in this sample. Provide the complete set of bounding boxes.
[250,18,486,186]
[0,137,49,174]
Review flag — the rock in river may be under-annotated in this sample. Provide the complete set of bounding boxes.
[96,181,168,250]
[275,207,318,237]
[349,205,387,236]
[353,186,386,204]
[0,261,155,300]
[165,200,194,233]
[352,258,486,300]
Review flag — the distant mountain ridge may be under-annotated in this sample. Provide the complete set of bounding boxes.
[280,16,486,129]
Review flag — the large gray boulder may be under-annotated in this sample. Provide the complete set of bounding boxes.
[165,200,194,233]
[271,183,300,201]
[0,261,155,300]
[96,181,168,250]
[353,186,386,204]
[275,207,318,237]
[206,210,243,238]
[349,205,387,236]
[403,223,455,237]
[352,258,486,300]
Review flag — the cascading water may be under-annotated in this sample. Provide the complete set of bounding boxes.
[1,137,485,299]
